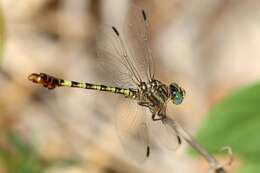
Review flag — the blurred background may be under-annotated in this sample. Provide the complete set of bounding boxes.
[1,0,260,173]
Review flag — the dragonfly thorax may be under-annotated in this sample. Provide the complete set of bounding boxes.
[132,79,185,117]
[136,80,170,111]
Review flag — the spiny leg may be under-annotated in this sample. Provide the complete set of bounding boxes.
[138,101,154,108]
[138,102,163,121]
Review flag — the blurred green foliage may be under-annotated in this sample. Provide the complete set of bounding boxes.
[0,132,44,173]
[236,162,259,173]
[0,132,83,173]
[195,82,260,173]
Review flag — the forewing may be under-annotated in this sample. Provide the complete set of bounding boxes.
[96,25,141,88]
[96,6,155,88]
[124,5,155,82]
[115,101,150,162]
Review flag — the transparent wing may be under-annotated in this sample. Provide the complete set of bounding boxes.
[147,114,181,150]
[115,100,150,162]
[96,6,154,88]
[124,5,155,82]
[96,25,142,88]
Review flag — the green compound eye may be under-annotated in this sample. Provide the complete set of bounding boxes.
[169,83,185,105]
[173,92,183,105]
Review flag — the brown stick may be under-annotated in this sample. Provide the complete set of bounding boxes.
[163,117,233,173]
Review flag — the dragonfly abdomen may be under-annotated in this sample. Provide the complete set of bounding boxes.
[65,80,133,96]
[28,73,134,97]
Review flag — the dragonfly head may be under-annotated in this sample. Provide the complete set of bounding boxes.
[169,82,185,105]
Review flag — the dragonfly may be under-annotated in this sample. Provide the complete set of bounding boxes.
[28,5,186,162]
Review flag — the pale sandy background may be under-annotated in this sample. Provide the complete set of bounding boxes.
[1,0,260,173]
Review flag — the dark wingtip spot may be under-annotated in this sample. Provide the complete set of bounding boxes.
[112,26,119,36]
[215,167,225,173]
[141,9,147,21]
[146,146,150,157]
[177,136,182,145]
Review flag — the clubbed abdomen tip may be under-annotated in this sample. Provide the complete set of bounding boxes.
[28,73,41,83]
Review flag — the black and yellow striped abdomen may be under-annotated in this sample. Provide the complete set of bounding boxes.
[28,73,135,98]
[61,80,133,97]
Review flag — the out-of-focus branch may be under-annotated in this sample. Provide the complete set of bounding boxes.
[163,117,233,173]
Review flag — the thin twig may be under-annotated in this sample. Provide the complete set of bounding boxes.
[163,117,233,173]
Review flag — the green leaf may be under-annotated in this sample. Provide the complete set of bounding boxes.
[236,162,260,173]
[195,82,260,166]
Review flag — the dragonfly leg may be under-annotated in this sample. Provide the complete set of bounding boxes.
[152,113,164,121]
[138,101,154,108]
[158,112,166,119]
